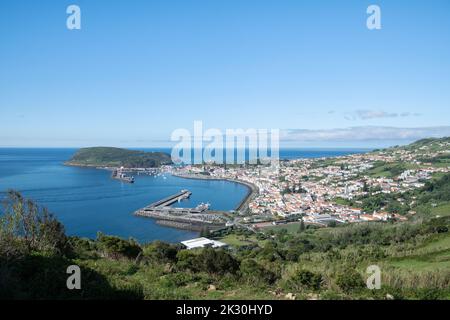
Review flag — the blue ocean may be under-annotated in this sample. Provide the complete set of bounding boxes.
[0,148,368,243]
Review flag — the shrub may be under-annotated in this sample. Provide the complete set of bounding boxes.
[239,259,277,284]
[335,270,365,293]
[143,241,180,263]
[288,269,323,291]
[96,233,142,260]
[192,248,239,275]
[175,249,197,271]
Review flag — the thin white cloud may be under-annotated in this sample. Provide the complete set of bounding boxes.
[344,109,421,120]
[282,126,450,142]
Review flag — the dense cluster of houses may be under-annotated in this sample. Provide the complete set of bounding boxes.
[172,140,449,227]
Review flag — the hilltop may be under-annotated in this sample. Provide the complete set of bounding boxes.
[65,147,172,168]
[379,136,450,156]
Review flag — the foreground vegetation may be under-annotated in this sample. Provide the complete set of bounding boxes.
[1,189,448,300]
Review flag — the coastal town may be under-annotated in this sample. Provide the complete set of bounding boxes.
[165,138,450,230]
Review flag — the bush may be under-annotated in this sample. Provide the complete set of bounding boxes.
[192,248,239,275]
[239,259,277,284]
[175,250,197,271]
[143,241,180,263]
[96,233,142,260]
[335,270,365,293]
[288,269,323,291]
[69,237,95,256]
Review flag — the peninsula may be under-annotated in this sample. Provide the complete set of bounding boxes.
[65,147,172,168]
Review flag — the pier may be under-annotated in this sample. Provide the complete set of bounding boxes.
[146,189,192,208]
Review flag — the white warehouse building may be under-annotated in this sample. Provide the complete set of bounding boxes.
[181,237,227,250]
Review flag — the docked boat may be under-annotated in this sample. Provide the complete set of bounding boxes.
[112,167,135,183]
[195,202,210,212]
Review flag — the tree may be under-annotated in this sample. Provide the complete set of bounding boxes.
[0,190,71,256]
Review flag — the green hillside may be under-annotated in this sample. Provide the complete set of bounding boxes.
[0,190,448,300]
[65,147,172,168]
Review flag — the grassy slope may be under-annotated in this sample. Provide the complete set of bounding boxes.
[264,222,304,234]
[430,203,450,217]
[388,233,450,271]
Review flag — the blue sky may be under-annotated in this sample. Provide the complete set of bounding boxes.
[1,0,450,148]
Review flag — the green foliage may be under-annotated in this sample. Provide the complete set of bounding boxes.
[288,269,323,291]
[0,190,71,256]
[419,153,450,164]
[366,161,407,178]
[96,233,142,260]
[357,171,450,218]
[69,236,96,257]
[191,248,239,276]
[239,259,277,284]
[0,191,144,299]
[0,252,144,299]
[420,173,450,203]
[1,188,449,300]
[258,242,285,262]
[335,270,365,293]
[143,241,180,263]
[175,250,197,271]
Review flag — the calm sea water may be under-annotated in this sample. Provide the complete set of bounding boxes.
[0,148,368,243]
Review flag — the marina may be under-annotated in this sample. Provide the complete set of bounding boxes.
[134,189,228,230]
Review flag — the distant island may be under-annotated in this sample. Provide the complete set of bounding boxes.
[65,147,172,168]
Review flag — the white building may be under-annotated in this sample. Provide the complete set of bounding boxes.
[181,237,227,250]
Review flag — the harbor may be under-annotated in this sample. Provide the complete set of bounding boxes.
[134,189,229,230]
[171,172,258,214]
